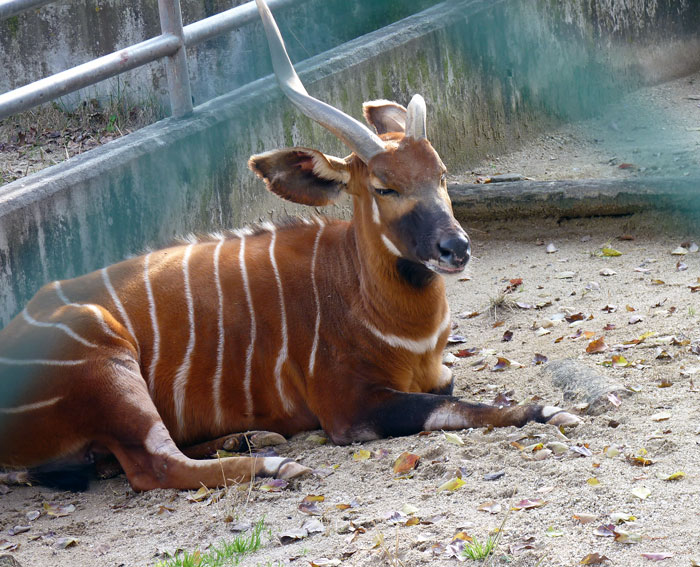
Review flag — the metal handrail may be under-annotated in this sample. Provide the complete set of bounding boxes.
[0,0,303,119]
[0,0,49,20]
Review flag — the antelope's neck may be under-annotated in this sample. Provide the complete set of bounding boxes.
[346,214,449,342]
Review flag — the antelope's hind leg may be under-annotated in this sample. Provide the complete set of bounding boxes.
[97,363,309,491]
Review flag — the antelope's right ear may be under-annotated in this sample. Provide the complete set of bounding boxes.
[363,100,407,135]
[249,148,350,206]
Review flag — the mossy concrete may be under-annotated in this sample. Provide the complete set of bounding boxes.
[1,0,699,326]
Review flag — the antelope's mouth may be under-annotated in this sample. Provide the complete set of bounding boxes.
[424,258,466,274]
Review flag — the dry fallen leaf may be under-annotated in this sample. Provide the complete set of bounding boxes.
[437,477,467,492]
[54,537,79,549]
[533,353,548,365]
[601,247,622,257]
[279,527,309,544]
[310,559,342,567]
[610,512,636,524]
[393,452,420,474]
[477,501,502,514]
[614,529,642,544]
[443,432,464,446]
[43,503,76,517]
[353,449,371,461]
[299,494,324,515]
[580,552,610,564]
[546,526,564,537]
[259,479,288,492]
[586,337,608,354]
[512,498,546,510]
[510,536,536,554]
[657,471,685,481]
[651,411,671,422]
[631,486,651,500]
[641,553,674,561]
[557,271,577,279]
[455,347,479,358]
[573,512,598,524]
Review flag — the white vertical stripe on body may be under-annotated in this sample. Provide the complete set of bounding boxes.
[143,253,160,394]
[371,197,380,224]
[308,221,326,376]
[239,236,255,416]
[212,238,226,428]
[0,396,62,414]
[269,227,293,413]
[53,281,122,341]
[0,357,85,366]
[381,234,401,257]
[21,308,96,348]
[101,267,139,350]
[173,244,196,436]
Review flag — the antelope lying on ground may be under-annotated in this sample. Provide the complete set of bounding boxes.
[0,0,579,492]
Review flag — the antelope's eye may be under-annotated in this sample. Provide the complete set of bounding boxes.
[374,187,398,196]
[440,173,447,183]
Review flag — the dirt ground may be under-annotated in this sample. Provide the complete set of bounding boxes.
[1,212,699,567]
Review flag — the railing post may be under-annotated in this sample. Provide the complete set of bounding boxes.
[158,0,193,118]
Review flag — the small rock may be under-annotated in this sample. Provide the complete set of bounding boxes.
[0,555,23,567]
[671,246,688,255]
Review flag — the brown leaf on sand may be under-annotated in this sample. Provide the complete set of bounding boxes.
[299,495,324,515]
[393,452,420,475]
[586,337,608,354]
[581,553,610,564]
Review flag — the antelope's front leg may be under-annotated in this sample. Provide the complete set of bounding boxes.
[329,388,580,445]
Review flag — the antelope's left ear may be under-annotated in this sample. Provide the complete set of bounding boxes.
[362,100,407,135]
[249,148,350,206]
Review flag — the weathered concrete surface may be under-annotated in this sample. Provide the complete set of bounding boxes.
[1,0,699,326]
[449,177,700,221]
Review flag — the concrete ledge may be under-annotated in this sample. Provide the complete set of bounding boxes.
[449,176,700,221]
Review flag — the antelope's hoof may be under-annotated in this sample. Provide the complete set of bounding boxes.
[222,431,287,452]
[276,460,312,480]
[249,431,287,448]
[544,407,583,428]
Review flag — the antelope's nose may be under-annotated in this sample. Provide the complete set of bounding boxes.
[438,234,471,268]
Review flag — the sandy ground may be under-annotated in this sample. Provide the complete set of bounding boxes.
[1,212,699,567]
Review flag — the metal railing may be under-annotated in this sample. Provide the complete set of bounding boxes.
[0,0,303,119]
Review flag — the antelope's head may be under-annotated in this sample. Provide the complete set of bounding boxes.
[250,0,470,280]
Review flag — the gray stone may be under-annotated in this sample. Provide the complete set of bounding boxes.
[544,359,633,415]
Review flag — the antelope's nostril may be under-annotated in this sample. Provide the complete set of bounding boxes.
[438,235,471,267]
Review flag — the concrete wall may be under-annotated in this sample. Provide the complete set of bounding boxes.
[1,0,699,326]
[0,0,438,111]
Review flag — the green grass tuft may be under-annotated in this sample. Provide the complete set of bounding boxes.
[155,519,267,567]
[462,534,497,561]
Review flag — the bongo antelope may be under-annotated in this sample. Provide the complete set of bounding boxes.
[0,0,579,492]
